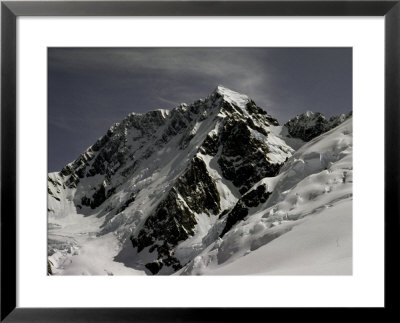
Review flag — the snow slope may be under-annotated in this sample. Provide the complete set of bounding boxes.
[182,199,351,275]
[48,212,144,275]
[179,118,352,275]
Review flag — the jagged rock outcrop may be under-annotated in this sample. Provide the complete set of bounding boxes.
[220,183,271,237]
[217,118,281,194]
[284,110,351,142]
[130,156,221,274]
[47,259,53,275]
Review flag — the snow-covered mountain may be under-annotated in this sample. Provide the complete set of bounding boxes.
[284,110,352,142]
[48,86,352,275]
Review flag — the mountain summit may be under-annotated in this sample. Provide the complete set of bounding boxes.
[284,110,352,142]
[48,86,352,275]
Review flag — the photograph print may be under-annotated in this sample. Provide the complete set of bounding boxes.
[47,48,352,275]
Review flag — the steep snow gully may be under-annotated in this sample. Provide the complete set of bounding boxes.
[48,85,352,275]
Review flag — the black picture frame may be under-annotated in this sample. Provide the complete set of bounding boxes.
[1,1,399,321]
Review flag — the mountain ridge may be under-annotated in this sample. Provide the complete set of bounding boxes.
[284,110,352,142]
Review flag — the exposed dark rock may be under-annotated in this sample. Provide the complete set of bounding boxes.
[246,100,279,126]
[163,108,190,141]
[131,189,194,252]
[220,184,271,237]
[285,112,327,141]
[145,261,163,275]
[60,149,95,180]
[80,183,112,209]
[219,99,243,116]
[90,183,107,209]
[328,112,352,129]
[176,156,220,215]
[87,133,126,177]
[144,243,182,275]
[218,118,282,194]
[242,184,271,207]
[48,176,62,187]
[246,100,268,115]
[92,132,111,152]
[58,111,168,203]
[81,196,91,207]
[121,160,138,178]
[284,111,351,142]
[130,156,220,273]
[65,173,80,189]
[48,187,60,201]
[130,189,191,273]
[47,259,53,275]
[199,133,219,156]
[115,192,137,214]
[106,187,116,198]
[59,166,71,177]
[246,118,269,136]
[218,208,230,219]
[179,131,195,150]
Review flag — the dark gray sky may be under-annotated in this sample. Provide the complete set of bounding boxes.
[48,47,352,172]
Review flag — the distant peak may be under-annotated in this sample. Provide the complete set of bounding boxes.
[213,85,250,110]
[304,110,314,117]
[295,110,325,119]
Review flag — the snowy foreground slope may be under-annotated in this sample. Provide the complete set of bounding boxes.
[48,86,352,275]
[178,119,352,275]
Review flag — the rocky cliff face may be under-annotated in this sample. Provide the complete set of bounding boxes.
[124,86,292,273]
[48,86,350,275]
[220,183,271,238]
[284,110,351,142]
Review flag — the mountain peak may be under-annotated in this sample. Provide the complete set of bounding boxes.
[213,85,250,110]
[304,110,314,117]
[285,110,351,142]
